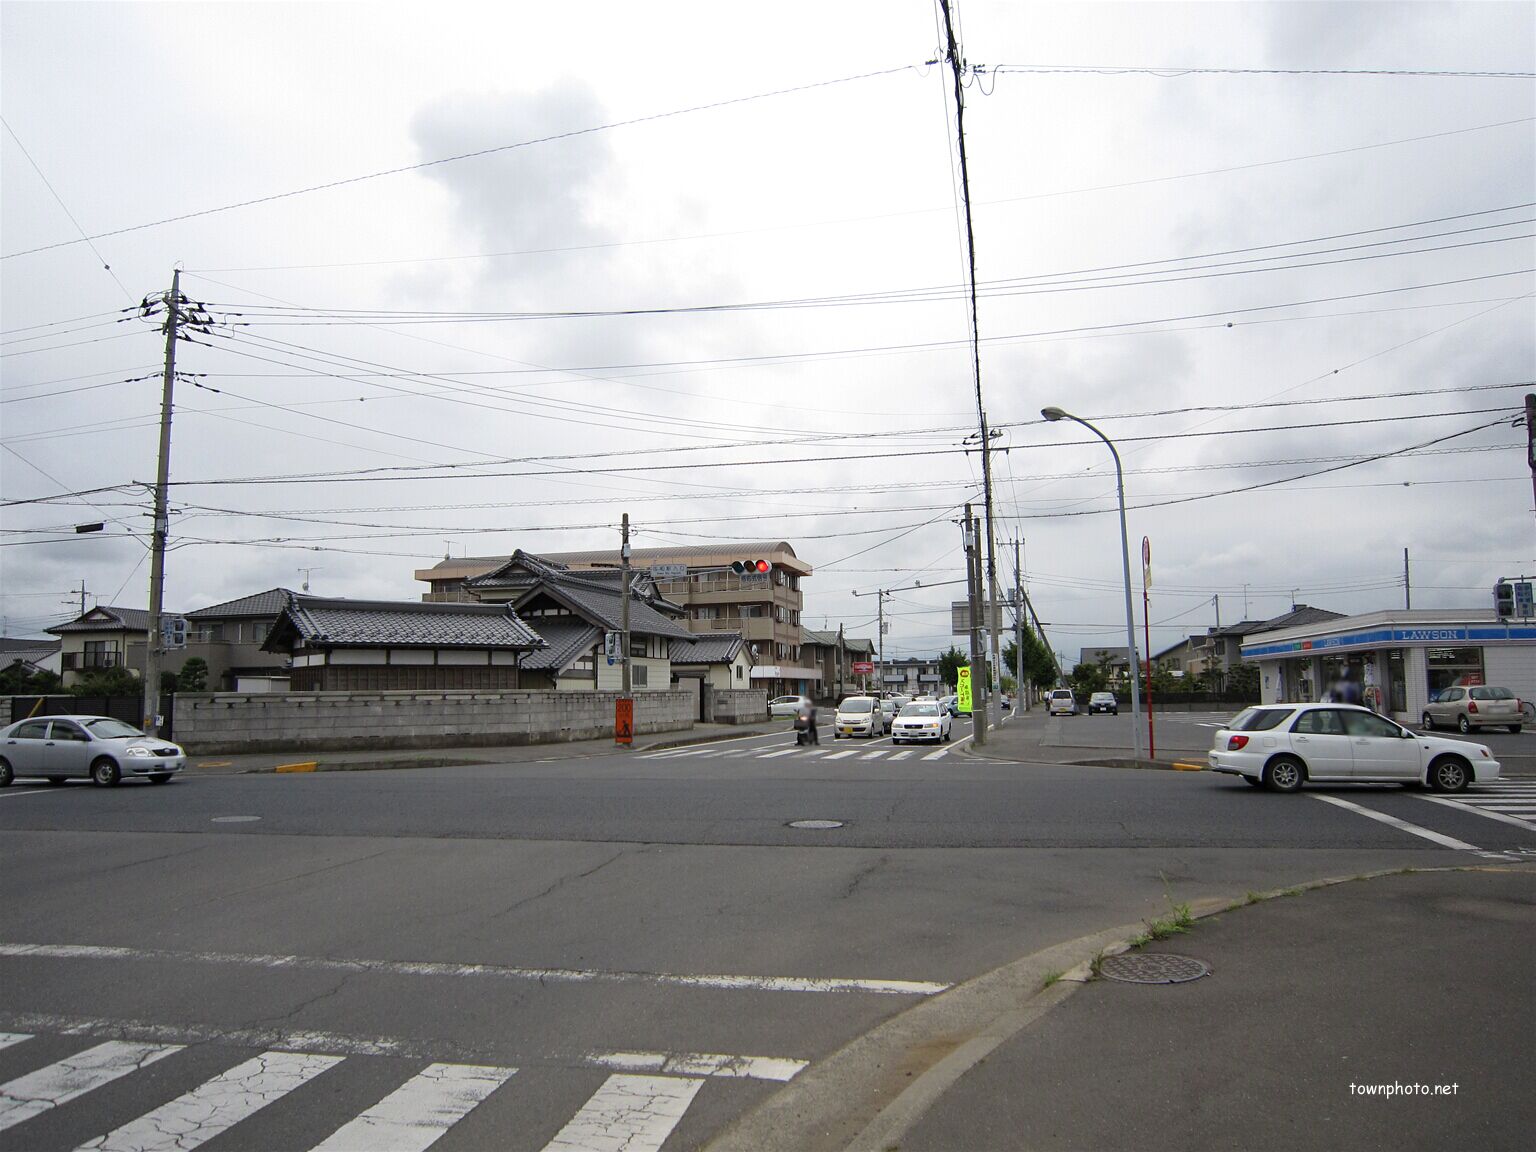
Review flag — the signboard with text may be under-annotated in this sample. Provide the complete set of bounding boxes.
[650,564,688,581]
[851,661,874,675]
[956,666,973,714]
[614,698,633,745]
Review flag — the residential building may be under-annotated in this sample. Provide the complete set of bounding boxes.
[1243,607,1536,724]
[183,588,296,692]
[1077,647,1133,682]
[801,629,878,701]
[263,596,546,691]
[880,656,946,697]
[669,632,752,692]
[48,605,150,688]
[457,551,694,691]
[1188,605,1346,677]
[1152,636,1200,677]
[418,541,819,699]
[0,636,61,677]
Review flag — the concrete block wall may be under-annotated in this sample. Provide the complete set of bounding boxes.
[173,689,695,753]
[707,688,768,724]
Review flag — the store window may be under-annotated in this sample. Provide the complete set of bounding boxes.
[1388,650,1406,713]
[1426,647,1483,694]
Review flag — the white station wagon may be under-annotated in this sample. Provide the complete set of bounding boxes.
[1208,703,1499,793]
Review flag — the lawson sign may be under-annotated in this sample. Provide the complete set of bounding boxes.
[1246,624,1536,659]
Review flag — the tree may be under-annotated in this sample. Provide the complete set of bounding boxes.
[69,666,141,698]
[0,662,61,695]
[177,657,209,692]
[1069,660,1109,697]
[1004,629,1058,691]
[937,645,967,692]
[1226,661,1260,699]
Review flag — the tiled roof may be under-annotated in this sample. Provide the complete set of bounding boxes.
[187,588,295,620]
[49,606,151,634]
[519,617,602,671]
[471,552,693,640]
[670,632,745,664]
[0,637,59,655]
[1211,605,1345,637]
[269,597,546,650]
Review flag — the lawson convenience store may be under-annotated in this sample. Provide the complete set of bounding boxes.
[1241,609,1536,724]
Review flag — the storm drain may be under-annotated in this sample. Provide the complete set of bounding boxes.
[787,819,845,830]
[1098,952,1210,984]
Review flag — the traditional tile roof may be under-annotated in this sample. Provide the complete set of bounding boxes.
[49,606,151,634]
[469,552,693,640]
[518,617,602,672]
[0,637,60,656]
[423,540,811,579]
[1210,605,1346,638]
[670,632,746,664]
[187,588,295,620]
[265,596,545,651]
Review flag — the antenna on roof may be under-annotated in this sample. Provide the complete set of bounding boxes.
[298,567,323,593]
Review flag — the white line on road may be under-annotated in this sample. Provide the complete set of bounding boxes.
[541,1074,702,1152]
[859,751,885,760]
[0,944,950,997]
[589,1051,806,1082]
[887,750,913,760]
[0,1034,30,1051]
[0,789,53,800]
[921,749,949,760]
[79,1050,343,1152]
[757,748,800,759]
[1310,794,1480,850]
[1415,795,1536,831]
[823,750,859,760]
[309,1062,516,1152]
[0,1041,182,1132]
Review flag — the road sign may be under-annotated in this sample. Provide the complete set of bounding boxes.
[952,598,1017,634]
[1142,536,1151,588]
[957,666,973,714]
[615,698,633,745]
[851,661,874,675]
[605,631,623,665]
[650,563,688,581]
[1516,580,1534,619]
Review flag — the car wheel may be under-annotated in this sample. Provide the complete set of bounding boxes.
[148,774,173,784]
[1263,755,1305,793]
[0,758,11,788]
[1421,713,1434,731]
[1457,715,1471,734]
[1428,756,1471,793]
[91,758,121,787]
[944,729,952,742]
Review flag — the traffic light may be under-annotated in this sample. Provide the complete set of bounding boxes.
[1494,580,1515,619]
[731,559,770,575]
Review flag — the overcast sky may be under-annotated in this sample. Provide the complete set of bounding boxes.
[3,1,1533,665]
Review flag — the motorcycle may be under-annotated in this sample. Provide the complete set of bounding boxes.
[794,708,818,745]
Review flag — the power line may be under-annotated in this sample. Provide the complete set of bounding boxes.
[2,65,918,261]
[986,63,1536,79]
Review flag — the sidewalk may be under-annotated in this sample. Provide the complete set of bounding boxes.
[962,706,1210,770]
[185,719,791,774]
[900,866,1536,1151]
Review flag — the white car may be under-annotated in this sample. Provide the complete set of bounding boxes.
[892,700,951,744]
[1047,689,1077,716]
[834,696,885,738]
[770,695,811,719]
[1208,703,1500,793]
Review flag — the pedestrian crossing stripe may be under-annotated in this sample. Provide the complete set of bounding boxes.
[640,746,948,761]
[1417,780,1536,832]
[0,1033,805,1152]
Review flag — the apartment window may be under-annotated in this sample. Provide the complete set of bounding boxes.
[633,664,649,687]
[630,639,647,658]
[694,606,718,620]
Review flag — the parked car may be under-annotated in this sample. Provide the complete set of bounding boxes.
[770,695,812,719]
[1047,689,1077,716]
[834,696,885,738]
[879,696,909,727]
[0,715,186,788]
[1088,692,1118,715]
[1422,685,1522,733]
[938,695,961,718]
[1208,703,1499,793]
[892,700,952,744]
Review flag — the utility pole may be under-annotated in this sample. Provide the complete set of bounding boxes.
[1525,392,1536,531]
[142,270,181,736]
[1214,593,1221,630]
[962,504,988,746]
[74,580,88,616]
[836,622,845,701]
[1404,548,1411,610]
[1013,538,1025,709]
[620,512,632,696]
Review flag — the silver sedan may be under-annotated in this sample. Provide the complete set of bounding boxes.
[0,715,186,787]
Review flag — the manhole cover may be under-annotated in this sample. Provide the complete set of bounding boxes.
[1098,952,1210,984]
[787,819,845,830]
[211,815,262,823]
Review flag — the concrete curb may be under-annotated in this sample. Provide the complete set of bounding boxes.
[706,863,1532,1152]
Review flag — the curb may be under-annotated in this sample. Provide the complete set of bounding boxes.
[705,864,1529,1152]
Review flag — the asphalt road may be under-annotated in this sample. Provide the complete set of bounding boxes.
[4,719,1533,1150]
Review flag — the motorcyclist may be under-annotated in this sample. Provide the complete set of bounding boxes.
[795,701,820,745]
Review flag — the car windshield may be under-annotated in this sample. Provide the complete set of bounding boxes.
[84,718,145,739]
[839,699,874,714]
[1470,686,1514,700]
[1229,707,1292,732]
[901,703,940,717]
[1051,692,1072,700]
[1092,693,1113,702]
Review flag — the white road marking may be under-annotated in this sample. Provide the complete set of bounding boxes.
[79,1050,343,1152]
[540,1074,702,1152]
[310,1062,515,1152]
[0,1034,30,1052]
[644,747,719,759]
[0,1041,182,1132]
[888,751,914,761]
[589,1051,806,1082]
[921,749,949,760]
[824,750,859,760]
[1416,795,1536,831]
[0,789,53,800]
[1310,794,1480,850]
[0,944,949,997]
[757,748,800,759]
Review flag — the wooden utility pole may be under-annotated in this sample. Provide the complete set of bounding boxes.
[963,504,987,746]
[620,513,632,696]
[142,270,181,735]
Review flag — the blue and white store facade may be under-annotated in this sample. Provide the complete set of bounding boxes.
[1243,609,1536,724]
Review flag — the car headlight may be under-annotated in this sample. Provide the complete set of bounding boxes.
[126,747,153,757]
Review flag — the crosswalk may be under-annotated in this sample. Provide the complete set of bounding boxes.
[0,1028,798,1152]
[640,741,953,762]
[1424,779,1536,832]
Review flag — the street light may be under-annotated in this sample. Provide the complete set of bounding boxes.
[1040,405,1144,763]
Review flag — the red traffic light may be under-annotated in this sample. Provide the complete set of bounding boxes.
[732,559,771,575]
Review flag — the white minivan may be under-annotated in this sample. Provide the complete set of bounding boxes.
[1047,689,1078,716]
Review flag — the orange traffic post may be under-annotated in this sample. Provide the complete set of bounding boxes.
[615,697,633,746]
